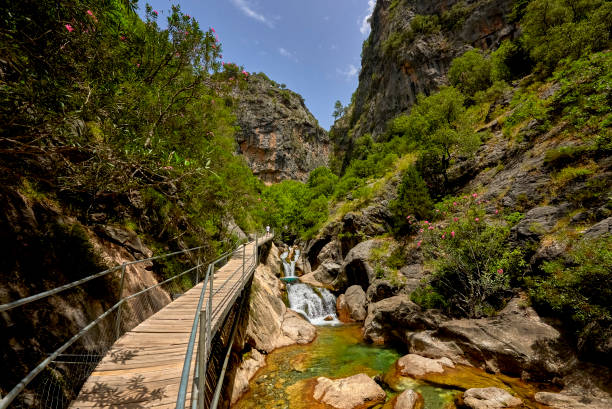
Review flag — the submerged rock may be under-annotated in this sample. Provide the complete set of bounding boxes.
[463,387,522,409]
[231,349,266,404]
[313,373,386,409]
[534,392,611,409]
[396,354,454,377]
[394,389,423,409]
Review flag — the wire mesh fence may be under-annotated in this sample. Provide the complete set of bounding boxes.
[1,246,206,409]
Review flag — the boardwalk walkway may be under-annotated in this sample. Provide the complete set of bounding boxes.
[70,236,272,409]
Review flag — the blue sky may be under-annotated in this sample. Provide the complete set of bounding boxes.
[138,0,376,130]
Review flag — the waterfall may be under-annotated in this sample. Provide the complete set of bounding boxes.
[281,248,339,326]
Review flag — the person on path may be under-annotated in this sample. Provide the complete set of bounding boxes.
[266,225,270,236]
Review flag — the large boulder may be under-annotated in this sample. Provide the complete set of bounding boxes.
[337,239,382,290]
[281,310,317,344]
[313,373,386,409]
[363,295,445,344]
[263,242,282,277]
[399,264,426,293]
[344,285,367,321]
[95,225,152,258]
[534,392,611,409]
[394,390,423,409]
[414,298,575,379]
[396,354,454,377]
[317,240,343,264]
[463,387,522,409]
[313,261,342,286]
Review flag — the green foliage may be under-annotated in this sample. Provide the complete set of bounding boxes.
[502,90,550,138]
[389,166,433,235]
[504,212,525,226]
[417,201,527,317]
[449,49,492,96]
[411,285,448,309]
[544,146,591,168]
[551,51,612,134]
[527,236,612,358]
[521,0,612,73]
[490,40,533,82]
[0,1,267,256]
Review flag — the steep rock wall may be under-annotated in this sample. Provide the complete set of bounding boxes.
[233,74,330,183]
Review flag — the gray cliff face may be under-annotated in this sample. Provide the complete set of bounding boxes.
[334,0,517,149]
[232,74,330,184]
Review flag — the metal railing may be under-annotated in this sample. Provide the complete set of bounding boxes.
[176,229,274,409]
[0,233,262,409]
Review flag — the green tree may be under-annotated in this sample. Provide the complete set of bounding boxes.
[448,49,492,96]
[333,100,345,121]
[388,166,433,235]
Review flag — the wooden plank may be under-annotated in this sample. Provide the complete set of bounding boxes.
[71,240,262,408]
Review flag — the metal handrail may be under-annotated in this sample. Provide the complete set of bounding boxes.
[0,244,210,313]
[176,229,273,409]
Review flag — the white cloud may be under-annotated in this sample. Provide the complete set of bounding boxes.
[231,0,275,28]
[279,47,298,62]
[359,0,376,35]
[337,64,359,80]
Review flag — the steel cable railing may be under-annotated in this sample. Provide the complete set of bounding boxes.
[0,235,258,409]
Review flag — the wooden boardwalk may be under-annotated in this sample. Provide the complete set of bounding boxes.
[70,236,271,409]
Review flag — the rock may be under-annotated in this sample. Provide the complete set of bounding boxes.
[317,240,343,265]
[313,261,342,285]
[534,392,611,409]
[245,264,316,352]
[313,374,386,409]
[338,239,383,290]
[94,225,153,258]
[264,242,282,277]
[295,255,311,275]
[366,279,402,303]
[531,240,567,269]
[399,264,426,293]
[336,294,352,323]
[463,387,522,409]
[394,389,423,409]
[510,205,569,243]
[342,205,391,238]
[363,295,444,344]
[230,349,266,404]
[435,297,575,378]
[344,285,367,321]
[226,217,247,241]
[583,217,612,238]
[233,73,329,183]
[396,354,454,377]
[298,271,330,289]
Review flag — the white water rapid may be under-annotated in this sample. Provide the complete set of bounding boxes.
[281,248,340,326]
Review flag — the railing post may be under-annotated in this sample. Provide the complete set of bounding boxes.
[197,308,206,409]
[196,255,200,284]
[242,243,246,283]
[255,234,258,265]
[114,263,126,339]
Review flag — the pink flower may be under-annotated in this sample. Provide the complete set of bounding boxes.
[153,10,158,16]
[212,45,216,49]
[497,269,504,275]
[451,231,455,238]
[87,10,94,16]
[211,27,216,33]
[419,229,424,233]
[475,217,480,222]
[424,221,429,224]
[472,193,478,198]
[463,195,468,199]
[417,241,422,247]
[495,209,499,215]
[65,24,74,32]
[120,35,126,41]
[442,234,446,239]
[136,63,140,67]
[435,209,440,213]
[453,217,458,222]
[406,215,411,220]
[222,62,225,66]
[453,202,458,206]
[428,226,434,230]
[257,197,262,202]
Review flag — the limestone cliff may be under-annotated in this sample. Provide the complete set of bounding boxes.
[333,0,517,159]
[232,74,330,183]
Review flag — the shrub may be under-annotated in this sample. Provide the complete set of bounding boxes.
[415,198,526,317]
[527,236,612,360]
